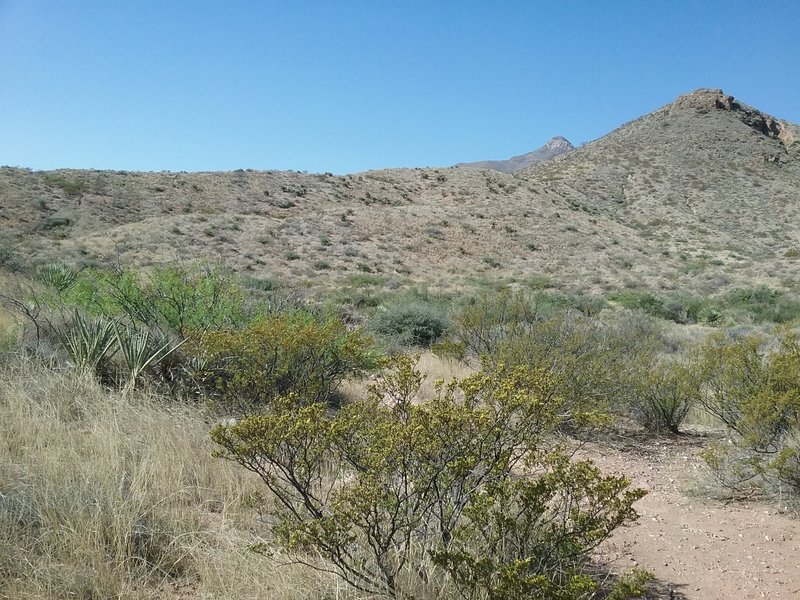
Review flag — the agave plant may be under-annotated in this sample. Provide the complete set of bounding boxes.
[57,310,117,375]
[34,262,78,292]
[112,323,186,389]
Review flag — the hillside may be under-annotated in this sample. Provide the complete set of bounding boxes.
[1,88,799,297]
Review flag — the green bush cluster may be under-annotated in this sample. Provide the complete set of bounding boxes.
[722,286,800,324]
[608,286,800,326]
[5,262,253,389]
[65,262,248,335]
[441,290,664,426]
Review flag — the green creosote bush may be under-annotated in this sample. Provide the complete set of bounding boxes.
[608,291,665,319]
[722,286,800,324]
[438,289,541,360]
[5,261,242,388]
[608,290,726,325]
[698,328,800,503]
[440,290,661,424]
[211,356,646,599]
[65,262,247,336]
[190,311,375,413]
[625,358,701,434]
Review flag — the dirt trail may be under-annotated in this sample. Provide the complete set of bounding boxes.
[591,434,800,599]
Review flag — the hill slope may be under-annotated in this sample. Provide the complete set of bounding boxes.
[1,89,799,297]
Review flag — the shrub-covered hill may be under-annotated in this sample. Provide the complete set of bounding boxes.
[2,89,799,298]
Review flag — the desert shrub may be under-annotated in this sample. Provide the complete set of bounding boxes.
[40,310,183,388]
[211,356,646,599]
[625,359,701,433]
[664,293,722,325]
[0,244,24,272]
[370,301,449,347]
[608,291,666,319]
[698,329,800,501]
[722,286,800,324]
[43,173,88,197]
[191,312,375,412]
[242,274,279,291]
[2,264,220,388]
[443,291,661,422]
[494,314,661,423]
[33,262,79,292]
[66,262,247,336]
[441,289,541,360]
[531,291,607,317]
[697,332,767,431]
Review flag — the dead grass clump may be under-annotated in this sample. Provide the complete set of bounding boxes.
[0,358,327,599]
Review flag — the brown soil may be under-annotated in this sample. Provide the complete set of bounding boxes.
[591,433,800,599]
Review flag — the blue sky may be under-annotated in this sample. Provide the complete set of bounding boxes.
[1,1,799,174]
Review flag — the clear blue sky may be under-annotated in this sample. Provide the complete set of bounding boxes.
[1,1,799,174]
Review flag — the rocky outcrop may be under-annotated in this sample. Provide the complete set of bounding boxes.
[669,88,786,141]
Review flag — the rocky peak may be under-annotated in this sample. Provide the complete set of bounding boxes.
[541,136,575,153]
[668,88,786,141]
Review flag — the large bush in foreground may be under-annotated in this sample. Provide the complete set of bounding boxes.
[212,357,646,599]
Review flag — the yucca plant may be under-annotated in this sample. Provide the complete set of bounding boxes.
[113,324,186,389]
[34,262,78,292]
[56,310,117,376]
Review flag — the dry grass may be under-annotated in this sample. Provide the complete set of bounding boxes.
[412,351,475,402]
[0,359,338,599]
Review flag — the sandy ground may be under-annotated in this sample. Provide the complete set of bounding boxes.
[591,433,800,599]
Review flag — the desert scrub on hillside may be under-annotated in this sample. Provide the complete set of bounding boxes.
[623,357,702,434]
[63,262,248,335]
[2,262,250,390]
[369,291,450,349]
[608,286,800,326]
[721,286,800,324]
[212,356,647,599]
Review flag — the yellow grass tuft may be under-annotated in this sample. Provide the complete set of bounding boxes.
[0,359,334,599]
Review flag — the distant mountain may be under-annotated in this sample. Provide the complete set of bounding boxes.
[457,136,575,173]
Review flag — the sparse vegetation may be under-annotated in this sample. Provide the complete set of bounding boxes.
[698,328,800,504]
